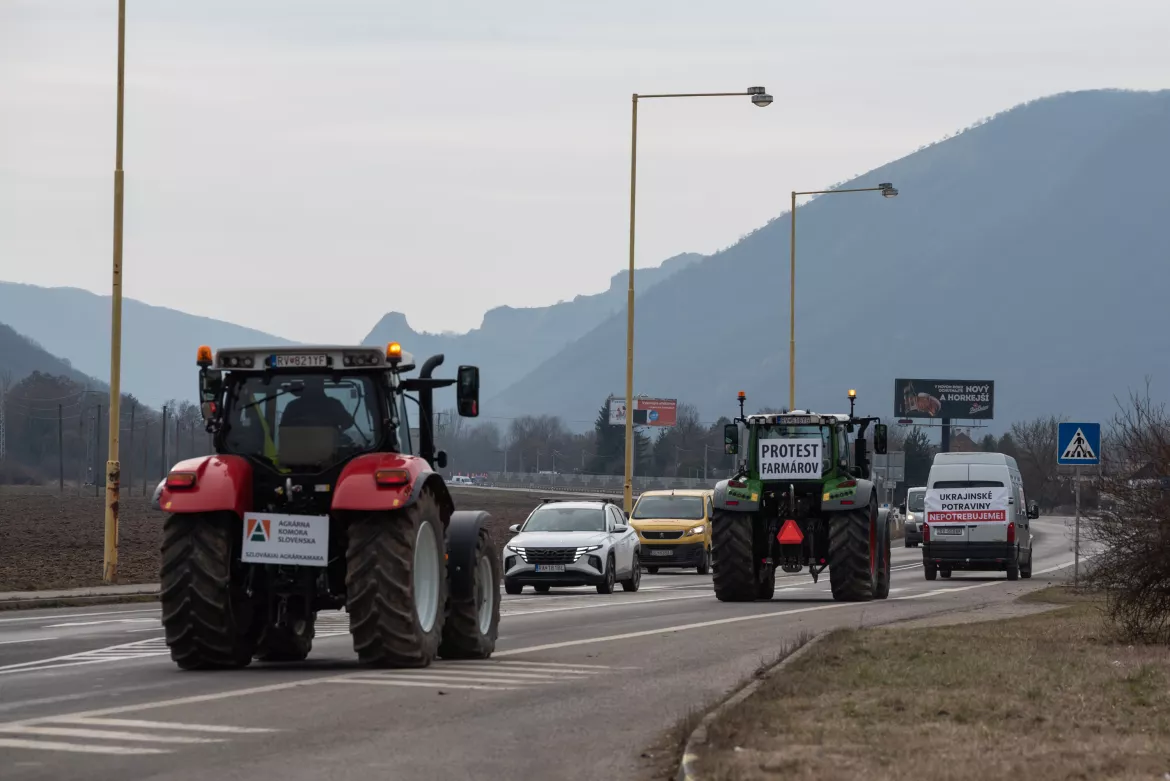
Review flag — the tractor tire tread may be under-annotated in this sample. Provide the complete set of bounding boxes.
[712,511,757,602]
[438,527,500,660]
[828,507,875,602]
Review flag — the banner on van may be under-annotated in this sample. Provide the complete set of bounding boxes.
[925,485,1010,523]
[895,379,995,420]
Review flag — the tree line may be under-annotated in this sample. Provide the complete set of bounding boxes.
[0,371,206,491]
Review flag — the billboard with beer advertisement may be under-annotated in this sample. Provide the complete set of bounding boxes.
[895,379,994,420]
[608,397,678,427]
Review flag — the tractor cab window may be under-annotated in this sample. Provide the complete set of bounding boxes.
[396,393,413,455]
[222,373,383,471]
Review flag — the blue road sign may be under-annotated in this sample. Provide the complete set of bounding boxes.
[1057,422,1100,466]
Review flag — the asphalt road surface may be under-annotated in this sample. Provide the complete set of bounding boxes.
[1,519,1077,780]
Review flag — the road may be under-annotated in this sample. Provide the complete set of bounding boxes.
[1,519,1075,780]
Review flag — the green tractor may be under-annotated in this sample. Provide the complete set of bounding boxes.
[712,390,891,602]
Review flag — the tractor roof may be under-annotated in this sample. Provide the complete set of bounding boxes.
[207,344,417,373]
[745,411,850,425]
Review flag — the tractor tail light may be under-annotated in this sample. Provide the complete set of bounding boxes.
[375,469,411,487]
[166,472,197,489]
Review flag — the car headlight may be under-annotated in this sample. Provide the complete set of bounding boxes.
[505,544,519,553]
[577,545,602,553]
[686,525,706,536]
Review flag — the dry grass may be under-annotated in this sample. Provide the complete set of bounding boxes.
[701,594,1170,780]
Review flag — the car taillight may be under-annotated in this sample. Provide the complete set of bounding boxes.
[922,522,930,543]
[1007,521,1015,544]
[166,471,196,489]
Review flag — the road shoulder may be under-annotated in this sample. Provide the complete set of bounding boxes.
[679,586,1170,781]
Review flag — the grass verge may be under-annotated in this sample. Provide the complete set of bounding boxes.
[700,591,1170,780]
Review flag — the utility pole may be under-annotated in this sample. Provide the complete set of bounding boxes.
[0,375,7,462]
[161,406,168,479]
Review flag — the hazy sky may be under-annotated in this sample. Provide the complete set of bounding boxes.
[2,0,1167,342]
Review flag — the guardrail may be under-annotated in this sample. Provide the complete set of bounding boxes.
[448,471,719,495]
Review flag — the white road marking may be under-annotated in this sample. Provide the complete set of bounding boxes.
[0,608,159,625]
[333,679,518,691]
[0,725,222,744]
[44,618,159,628]
[0,737,167,755]
[503,592,712,616]
[60,718,275,734]
[0,637,170,675]
[0,637,59,645]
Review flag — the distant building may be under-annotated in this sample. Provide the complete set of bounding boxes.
[949,430,979,453]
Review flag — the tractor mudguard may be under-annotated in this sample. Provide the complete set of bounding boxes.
[159,455,254,518]
[331,453,454,516]
[713,479,759,512]
[820,478,876,513]
[446,510,491,600]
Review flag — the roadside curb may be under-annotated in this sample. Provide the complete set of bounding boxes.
[676,633,827,781]
[0,585,160,611]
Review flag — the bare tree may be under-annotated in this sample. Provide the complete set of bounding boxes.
[1087,384,1170,644]
[1009,415,1066,509]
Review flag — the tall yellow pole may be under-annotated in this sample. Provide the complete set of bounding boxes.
[104,0,127,583]
[623,94,638,513]
[788,191,796,411]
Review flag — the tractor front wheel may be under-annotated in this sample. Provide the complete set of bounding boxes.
[160,512,259,670]
[828,503,877,602]
[438,526,501,660]
[874,515,892,600]
[346,490,447,667]
[712,511,757,602]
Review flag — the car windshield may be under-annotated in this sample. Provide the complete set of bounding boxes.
[907,492,926,512]
[522,507,606,532]
[633,495,704,521]
[221,372,383,470]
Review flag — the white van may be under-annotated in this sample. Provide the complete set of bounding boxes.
[921,452,1039,581]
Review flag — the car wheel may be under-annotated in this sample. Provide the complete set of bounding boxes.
[904,537,912,548]
[534,584,551,594]
[596,555,616,594]
[645,566,659,575]
[504,580,523,595]
[696,546,711,575]
[620,555,641,592]
[940,567,952,579]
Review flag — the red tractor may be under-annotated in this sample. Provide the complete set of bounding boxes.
[157,342,499,670]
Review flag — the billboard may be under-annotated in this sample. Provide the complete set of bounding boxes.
[608,397,677,427]
[895,379,994,420]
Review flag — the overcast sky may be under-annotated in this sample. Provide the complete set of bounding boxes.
[2,0,1167,342]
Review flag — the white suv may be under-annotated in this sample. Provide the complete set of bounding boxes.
[503,500,641,595]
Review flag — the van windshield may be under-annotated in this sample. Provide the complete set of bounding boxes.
[907,492,925,512]
[633,495,705,521]
[932,480,1004,488]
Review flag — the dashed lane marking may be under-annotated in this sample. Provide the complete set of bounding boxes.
[0,717,276,756]
[330,660,617,692]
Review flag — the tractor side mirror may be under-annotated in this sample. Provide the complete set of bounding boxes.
[723,423,739,455]
[200,401,217,421]
[874,423,888,455]
[198,369,222,416]
[435,450,448,469]
[456,366,479,418]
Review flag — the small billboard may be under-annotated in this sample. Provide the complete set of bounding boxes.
[608,396,677,427]
[895,379,994,420]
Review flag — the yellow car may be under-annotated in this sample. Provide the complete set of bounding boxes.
[629,489,714,574]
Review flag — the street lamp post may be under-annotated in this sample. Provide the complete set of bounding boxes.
[104,0,128,583]
[623,86,772,512]
[787,182,898,410]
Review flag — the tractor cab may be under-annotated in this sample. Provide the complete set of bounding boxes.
[194,343,478,515]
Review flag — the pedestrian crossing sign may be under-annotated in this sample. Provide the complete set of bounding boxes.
[1057,422,1100,465]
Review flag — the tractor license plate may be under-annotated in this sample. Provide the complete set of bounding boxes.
[936,526,963,536]
[274,354,328,368]
[534,564,565,573]
[650,548,673,556]
[242,512,329,566]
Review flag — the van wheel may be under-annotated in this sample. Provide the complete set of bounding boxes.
[696,547,711,576]
[1006,558,1020,581]
[940,567,952,579]
[1020,548,1033,579]
[924,562,937,581]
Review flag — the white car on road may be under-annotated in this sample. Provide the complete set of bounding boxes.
[503,500,641,595]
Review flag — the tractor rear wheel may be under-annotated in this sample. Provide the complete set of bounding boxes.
[828,503,877,602]
[160,512,259,670]
[874,516,892,600]
[712,511,757,602]
[438,526,501,660]
[256,614,315,662]
[346,490,447,667]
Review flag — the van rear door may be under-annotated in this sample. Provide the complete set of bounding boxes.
[967,464,1012,546]
[925,464,970,544]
